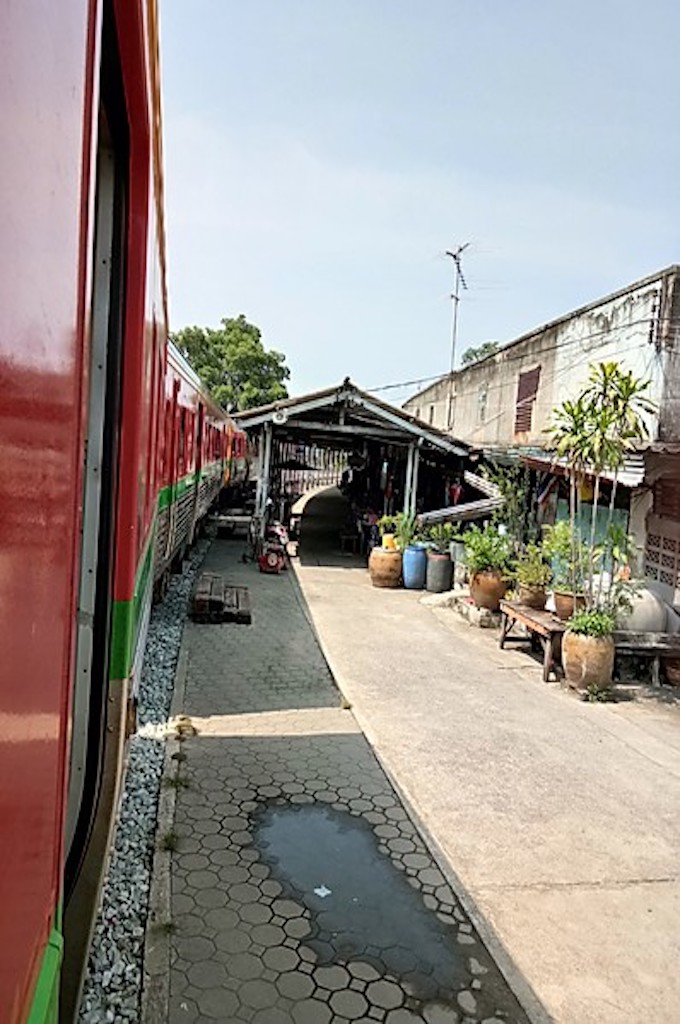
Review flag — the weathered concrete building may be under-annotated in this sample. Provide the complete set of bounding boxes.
[404,266,680,603]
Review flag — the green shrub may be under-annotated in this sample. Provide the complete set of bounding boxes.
[463,524,512,576]
[568,609,616,637]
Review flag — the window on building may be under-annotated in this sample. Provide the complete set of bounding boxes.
[514,366,541,433]
[428,404,435,424]
[415,407,421,420]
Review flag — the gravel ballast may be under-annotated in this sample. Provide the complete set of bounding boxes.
[78,541,208,1023]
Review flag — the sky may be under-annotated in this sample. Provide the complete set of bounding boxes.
[160,1,680,406]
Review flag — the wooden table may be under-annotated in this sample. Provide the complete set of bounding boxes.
[499,599,567,682]
[613,631,680,687]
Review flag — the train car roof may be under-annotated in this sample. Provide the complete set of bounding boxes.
[167,339,230,421]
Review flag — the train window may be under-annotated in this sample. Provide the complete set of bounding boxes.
[179,408,186,462]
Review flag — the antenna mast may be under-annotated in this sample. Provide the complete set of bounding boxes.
[445,243,469,429]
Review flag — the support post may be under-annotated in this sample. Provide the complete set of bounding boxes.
[254,426,265,512]
[410,446,420,515]
[404,444,414,514]
[260,422,273,536]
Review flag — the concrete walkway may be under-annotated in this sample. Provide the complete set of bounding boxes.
[162,535,529,1024]
[293,491,680,1024]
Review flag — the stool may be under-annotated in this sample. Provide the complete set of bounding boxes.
[339,531,360,554]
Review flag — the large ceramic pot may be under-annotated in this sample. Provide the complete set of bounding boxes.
[617,586,667,632]
[426,551,453,593]
[368,547,402,588]
[470,570,507,611]
[562,631,615,690]
[553,590,586,621]
[518,584,546,610]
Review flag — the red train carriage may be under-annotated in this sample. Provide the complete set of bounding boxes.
[0,2,232,1021]
[153,342,230,588]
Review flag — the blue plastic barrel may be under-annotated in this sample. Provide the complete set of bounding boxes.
[402,544,427,589]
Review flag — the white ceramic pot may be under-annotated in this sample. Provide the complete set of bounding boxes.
[617,585,667,633]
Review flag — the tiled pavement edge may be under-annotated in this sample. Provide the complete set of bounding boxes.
[147,539,532,1024]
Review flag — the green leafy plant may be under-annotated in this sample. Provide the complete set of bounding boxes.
[541,521,586,592]
[567,608,616,637]
[424,522,455,554]
[512,543,552,589]
[548,362,654,608]
[394,512,420,551]
[484,460,533,554]
[378,515,398,537]
[583,684,617,703]
[463,524,512,577]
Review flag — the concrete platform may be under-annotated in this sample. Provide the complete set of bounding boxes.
[293,492,680,1024]
[157,537,529,1024]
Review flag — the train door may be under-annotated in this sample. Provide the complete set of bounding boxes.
[61,4,128,1016]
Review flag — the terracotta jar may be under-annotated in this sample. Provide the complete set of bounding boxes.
[562,631,615,690]
[553,590,586,621]
[470,570,507,611]
[368,547,402,588]
[518,584,546,610]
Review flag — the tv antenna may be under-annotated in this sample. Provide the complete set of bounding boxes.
[445,243,469,374]
[444,243,469,429]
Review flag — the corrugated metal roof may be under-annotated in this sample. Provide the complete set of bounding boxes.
[482,445,646,488]
[418,496,505,526]
[235,378,470,456]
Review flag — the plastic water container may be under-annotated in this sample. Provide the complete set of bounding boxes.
[402,544,427,589]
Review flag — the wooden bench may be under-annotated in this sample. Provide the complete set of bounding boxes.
[224,585,252,625]
[191,574,252,624]
[499,599,567,682]
[613,631,680,687]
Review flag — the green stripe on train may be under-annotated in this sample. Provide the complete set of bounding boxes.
[157,461,224,511]
[109,528,155,681]
[26,906,63,1024]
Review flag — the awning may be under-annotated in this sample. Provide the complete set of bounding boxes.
[482,446,646,489]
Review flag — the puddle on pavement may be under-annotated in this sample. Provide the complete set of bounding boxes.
[255,803,525,1018]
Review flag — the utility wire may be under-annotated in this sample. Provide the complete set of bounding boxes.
[367,314,680,396]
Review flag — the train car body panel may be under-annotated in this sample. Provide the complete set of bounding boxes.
[0,1,99,1020]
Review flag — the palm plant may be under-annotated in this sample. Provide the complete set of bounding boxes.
[548,361,654,622]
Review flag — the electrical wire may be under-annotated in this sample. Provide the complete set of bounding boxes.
[367,314,680,397]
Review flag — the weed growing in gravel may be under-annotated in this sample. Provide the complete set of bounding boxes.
[170,750,188,763]
[163,774,191,790]
[153,920,177,935]
[583,685,617,703]
[160,830,180,852]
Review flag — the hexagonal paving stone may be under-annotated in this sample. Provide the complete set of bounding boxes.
[239,902,273,926]
[197,987,240,1020]
[385,1010,422,1023]
[284,917,311,939]
[229,882,261,904]
[250,922,286,947]
[314,965,350,991]
[213,928,252,955]
[366,980,404,1011]
[347,961,381,983]
[330,988,369,1019]
[186,961,228,990]
[275,970,315,1001]
[204,907,239,931]
[228,952,265,981]
[251,1009,292,1024]
[239,979,279,1010]
[271,898,304,919]
[176,935,216,962]
[292,998,333,1024]
[262,945,300,973]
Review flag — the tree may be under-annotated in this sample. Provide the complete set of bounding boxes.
[461,341,499,366]
[171,315,290,411]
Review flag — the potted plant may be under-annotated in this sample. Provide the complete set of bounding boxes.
[562,608,616,691]
[512,542,552,609]
[541,521,586,620]
[548,361,653,689]
[370,515,402,588]
[424,523,454,593]
[463,523,512,611]
[397,513,428,590]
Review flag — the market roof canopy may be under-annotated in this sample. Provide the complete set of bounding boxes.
[235,378,470,457]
